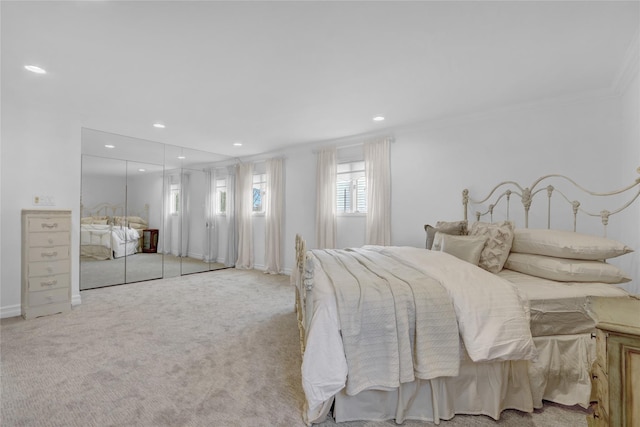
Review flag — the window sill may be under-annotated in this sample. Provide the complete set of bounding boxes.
[337,212,366,217]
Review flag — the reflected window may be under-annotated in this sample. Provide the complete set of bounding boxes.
[170,184,180,215]
[216,178,226,214]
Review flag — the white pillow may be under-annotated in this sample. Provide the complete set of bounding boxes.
[511,228,633,260]
[435,233,488,266]
[504,252,631,284]
[468,221,515,273]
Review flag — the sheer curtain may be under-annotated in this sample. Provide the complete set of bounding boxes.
[179,171,191,256]
[235,162,253,269]
[225,165,237,267]
[203,168,218,263]
[316,146,337,249]
[265,158,284,274]
[162,173,174,255]
[364,137,392,245]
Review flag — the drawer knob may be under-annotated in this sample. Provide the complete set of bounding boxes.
[41,251,58,258]
[46,296,53,302]
[591,333,596,339]
[41,223,58,229]
[41,280,57,287]
[48,238,54,244]
[592,374,598,379]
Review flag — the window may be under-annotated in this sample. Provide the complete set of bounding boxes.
[215,178,226,214]
[253,173,266,213]
[336,161,366,213]
[170,184,180,215]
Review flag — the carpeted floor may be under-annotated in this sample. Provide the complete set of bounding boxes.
[1,269,588,426]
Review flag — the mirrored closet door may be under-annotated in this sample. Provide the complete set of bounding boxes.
[80,128,232,291]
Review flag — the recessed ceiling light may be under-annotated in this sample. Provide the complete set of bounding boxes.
[138,168,146,172]
[104,144,115,149]
[153,123,166,129]
[25,65,47,74]
[177,155,186,160]
[233,142,243,147]
[373,116,385,122]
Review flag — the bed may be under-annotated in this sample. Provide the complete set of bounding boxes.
[293,169,640,425]
[80,203,149,260]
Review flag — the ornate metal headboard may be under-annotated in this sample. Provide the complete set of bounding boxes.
[462,167,640,237]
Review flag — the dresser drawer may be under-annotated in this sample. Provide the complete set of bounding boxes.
[28,260,70,277]
[28,274,69,292]
[28,216,71,233]
[28,246,70,263]
[29,232,69,247]
[29,288,69,307]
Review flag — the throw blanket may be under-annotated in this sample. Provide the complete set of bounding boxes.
[371,246,537,362]
[313,248,460,396]
[311,247,537,397]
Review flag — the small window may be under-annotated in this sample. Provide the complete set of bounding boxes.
[337,161,366,214]
[170,184,180,215]
[253,173,267,213]
[216,178,227,214]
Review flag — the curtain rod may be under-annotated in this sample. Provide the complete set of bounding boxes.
[312,136,395,154]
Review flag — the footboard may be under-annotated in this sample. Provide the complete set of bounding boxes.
[293,234,314,355]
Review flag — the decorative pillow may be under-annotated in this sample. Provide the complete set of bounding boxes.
[511,228,633,260]
[468,221,515,273]
[424,220,468,250]
[435,233,488,265]
[504,253,631,284]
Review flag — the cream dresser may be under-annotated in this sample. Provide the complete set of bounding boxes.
[21,209,72,319]
[587,296,640,427]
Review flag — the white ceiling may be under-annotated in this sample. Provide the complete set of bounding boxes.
[2,1,639,158]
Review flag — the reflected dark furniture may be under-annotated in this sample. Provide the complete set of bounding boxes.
[141,229,159,253]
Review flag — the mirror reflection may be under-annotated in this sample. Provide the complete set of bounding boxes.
[80,128,232,291]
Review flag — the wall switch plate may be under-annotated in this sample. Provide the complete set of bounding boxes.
[33,195,55,206]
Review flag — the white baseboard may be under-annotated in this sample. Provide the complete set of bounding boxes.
[1,304,21,319]
[2,294,82,319]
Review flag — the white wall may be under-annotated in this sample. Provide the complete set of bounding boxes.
[1,103,82,318]
[81,172,126,211]
[275,92,640,294]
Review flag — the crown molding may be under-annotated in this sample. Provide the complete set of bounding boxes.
[392,88,618,135]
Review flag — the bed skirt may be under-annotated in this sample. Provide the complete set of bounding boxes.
[307,333,594,425]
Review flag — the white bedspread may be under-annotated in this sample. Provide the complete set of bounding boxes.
[313,248,460,396]
[80,224,140,259]
[301,246,537,423]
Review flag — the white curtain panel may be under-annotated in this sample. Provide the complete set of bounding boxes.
[179,171,191,257]
[316,147,337,249]
[162,172,175,255]
[236,162,254,269]
[225,165,237,267]
[203,168,218,263]
[265,158,284,274]
[365,137,391,246]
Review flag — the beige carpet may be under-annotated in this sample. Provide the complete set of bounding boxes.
[1,269,588,426]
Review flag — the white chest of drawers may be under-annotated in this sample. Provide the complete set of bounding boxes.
[21,209,72,319]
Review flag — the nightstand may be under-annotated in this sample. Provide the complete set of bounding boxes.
[141,229,159,253]
[587,296,640,427]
